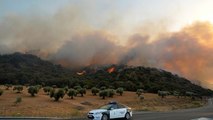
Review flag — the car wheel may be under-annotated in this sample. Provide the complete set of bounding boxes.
[101,114,109,120]
[125,112,131,120]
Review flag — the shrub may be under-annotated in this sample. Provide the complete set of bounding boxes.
[13,85,23,93]
[100,86,106,90]
[139,95,144,100]
[91,87,99,96]
[50,88,65,101]
[77,88,86,97]
[14,96,22,105]
[36,85,42,90]
[107,89,115,98]
[116,87,124,96]
[74,86,82,90]
[158,91,169,98]
[136,89,143,97]
[99,90,108,99]
[28,86,39,97]
[64,86,69,93]
[0,89,3,96]
[67,89,77,99]
[5,84,12,90]
[43,86,52,95]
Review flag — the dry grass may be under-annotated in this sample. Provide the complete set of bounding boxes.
[0,86,206,117]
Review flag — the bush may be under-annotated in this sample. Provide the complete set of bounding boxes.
[91,87,99,96]
[0,89,3,96]
[50,88,65,101]
[136,89,143,97]
[116,87,124,96]
[13,85,23,93]
[5,84,12,90]
[77,88,86,97]
[107,89,115,98]
[100,86,106,90]
[74,86,82,90]
[43,86,52,95]
[28,86,39,96]
[64,86,69,93]
[158,91,169,98]
[139,95,144,100]
[14,96,22,105]
[99,90,108,99]
[67,89,77,99]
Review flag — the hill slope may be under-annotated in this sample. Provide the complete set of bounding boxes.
[0,53,212,96]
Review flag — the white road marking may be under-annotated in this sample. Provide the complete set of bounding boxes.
[191,117,213,120]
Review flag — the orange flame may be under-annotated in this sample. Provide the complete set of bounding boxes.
[107,67,115,73]
[77,70,86,75]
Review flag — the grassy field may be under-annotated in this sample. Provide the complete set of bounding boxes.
[0,86,206,118]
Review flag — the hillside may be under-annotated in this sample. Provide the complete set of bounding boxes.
[0,53,212,96]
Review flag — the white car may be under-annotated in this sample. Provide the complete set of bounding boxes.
[87,101,132,120]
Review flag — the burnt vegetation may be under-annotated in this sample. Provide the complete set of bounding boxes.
[0,52,212,97]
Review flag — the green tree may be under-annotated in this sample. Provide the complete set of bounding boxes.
[107,89,115,97]
[136,89,143,97]
[91,87,99,96]
[50,88,65,101]
[67,89,77,99]
[116,87,124,96]
[0,89,3,96]
[78,88,86,97]
[99,90,108,99]
[28,86,39,97]
[13,85,23,93]
[43,86,52,95]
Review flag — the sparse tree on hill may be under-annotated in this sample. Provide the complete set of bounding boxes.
[13,85,23,93]
[99,90,108,99]
[67,89,77,99]
[116,87,124,96]
[50,88,65,101]
[0,89,3,96]
[136,89,143,97]
[91,87,99,96]
[28,86,39,97]
[43,86,52,95]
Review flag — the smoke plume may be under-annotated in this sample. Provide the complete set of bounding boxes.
[0,4,213,89]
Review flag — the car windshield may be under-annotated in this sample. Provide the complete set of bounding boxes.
[99,104,112,110]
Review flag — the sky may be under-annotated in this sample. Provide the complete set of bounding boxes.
[1,0,213,89]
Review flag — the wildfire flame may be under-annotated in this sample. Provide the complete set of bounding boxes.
[77,70,86,75]
[107,67,115,73]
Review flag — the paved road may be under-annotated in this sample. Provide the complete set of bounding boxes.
[1,99,213,120]
[133,98,213,120]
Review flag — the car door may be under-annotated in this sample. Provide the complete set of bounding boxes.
[117,104,127,118]
[109,104,118,119]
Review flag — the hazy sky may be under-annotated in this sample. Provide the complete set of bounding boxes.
[1,0,213,89]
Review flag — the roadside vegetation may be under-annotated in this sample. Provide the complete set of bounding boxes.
[0,85,207,117]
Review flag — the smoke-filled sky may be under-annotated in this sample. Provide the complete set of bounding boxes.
[1,0,213,89]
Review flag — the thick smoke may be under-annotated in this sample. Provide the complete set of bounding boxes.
[0,4,213,89]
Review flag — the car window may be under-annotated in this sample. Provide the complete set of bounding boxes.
[117,104,125,108]
[110,104,118,109]
[100,104,112,110]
